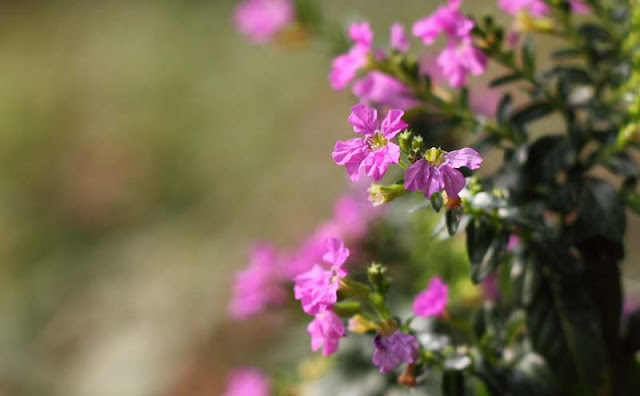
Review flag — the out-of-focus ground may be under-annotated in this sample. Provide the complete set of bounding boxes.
[0,1,637,395]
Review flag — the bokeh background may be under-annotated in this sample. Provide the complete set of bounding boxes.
[0,1,638,395]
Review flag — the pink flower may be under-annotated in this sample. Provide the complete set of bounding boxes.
[413,0,487,87]
[372,332,420,373]
[404,147,483,198]
[390,23,409,52]
[293,238,349,315]
[413,276,448,317]
[233,0,294,44]
[329,22,374,90]
[308,310,345,356]
[481,273,500,301]
[352,72,419,110]
[349,22,374,48]
[412,0,474,45]
[222,368,270,396]
[228,244,287,320]
[469,87,501,117]
[437,39,487,88]
[332,104,407,182]
[498,0,589,17]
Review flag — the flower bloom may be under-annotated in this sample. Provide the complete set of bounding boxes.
[293,238,349,315]
[329,22,374,90]
[498,0,589,17]
[332,104,408,182]
[308,310,345,356]
[352,71,419,110]
[222,368,270,396]
[404,147,483,199]
[390,23,409,52]
[228,244,287,320]
[233,0,294,44]
[413,276,448,317]
[372,331,420,373]
[413,0,487,88]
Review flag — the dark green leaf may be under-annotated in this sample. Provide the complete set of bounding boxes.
[571,178,626,242]
[497,93,513,126]
[510,101,554,126]
[490,73,523,88]
[509,352,554,396]
[523,135,575,185]
[446,209,462,236]
[442,371,465,396]
[431,191,443,212]
[521,36,536,75]
[466,219,509,284]
[578,23,611,43]
[552,48,581,60]
[605,152,639,177]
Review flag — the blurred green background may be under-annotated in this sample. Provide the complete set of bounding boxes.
[0,1,638,395]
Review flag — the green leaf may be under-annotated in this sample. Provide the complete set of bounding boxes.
[521,36,536,75]
[524,246,609,395]
[466,219,509,284]
[497,93,513,126]
[523,135,575,185]
[605,152,639,177]
[578,23,611,43]
[551,48,581,60]
[490,73,523,88]
[510,352,554,396]
[510,101,554,126]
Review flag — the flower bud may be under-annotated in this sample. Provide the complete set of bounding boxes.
[411,135,424,151]
[368,263,390,294]
[398,363,417,387]
[514,12,554,33]
[398,131,412,153]
[348,314,376,334]
[368,183,408,206]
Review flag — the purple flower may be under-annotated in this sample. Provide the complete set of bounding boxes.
[233,0,294,44]
[308,310,346,356]
[390,23,409,52]
[413,0,487,87]
[404,147,483,199]
[333,104,407,182]
[372,331,420,373]
[222,368,270,396]
[228,244,287,320]
[353,72,419,110]
[413,276,448,317]
[293,238,349,315]
[349,22,374,49]
[481,273,500,301]
[437,39,487,88]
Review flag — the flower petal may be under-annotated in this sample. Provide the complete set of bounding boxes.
[440,164,466,198]
[380,109,408,138]
[332,138,369,181]
[444,147,483,169]
[404,159,444,198]
[322,237,350,267]
[348,104,378,135]
[361,143,400,181]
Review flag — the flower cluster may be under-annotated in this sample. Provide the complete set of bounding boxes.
[498,0,589,18]
[294,238,349,355]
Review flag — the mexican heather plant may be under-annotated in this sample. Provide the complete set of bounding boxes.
[227,0,640,395]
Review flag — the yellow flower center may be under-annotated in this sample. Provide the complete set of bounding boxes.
[368,131,388,150]
[424,147,446,166]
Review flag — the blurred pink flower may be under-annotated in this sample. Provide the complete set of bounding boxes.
[329,22,374,90]
[498,0,589,16]
[349,22,374,48]
[353,71,419,110]
[413,276,448,317]
[405,147,483,199]
[293,238,349,315]
[481,273,500,301]
[333,104,407,182]
[372,332,420,373]
[390,23,410,52]
[469,87,501,117]
[308,310,345,355]
[228,244,287,320]
[222,368,270,396]
[233,0,294,44]
[413,0,487,87]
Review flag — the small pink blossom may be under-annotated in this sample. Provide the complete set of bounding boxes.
[222,368,270,396]
[329,22,374,90]
[404,147,483,199]
[390,23,409,52]
[293,238,350,315]
[308,310,346,355]
[353,72,419,110]
[437,39,487,88]
[412,0,473,45]
[507,234,521,251]
[228,244,287,320]
[333,104,407,182]
[481,273,500,301]
[372,332,420,373]
[413,276,449,317]
[469,87,501,117]
[349,22,374,48]
[233,0,294,44]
